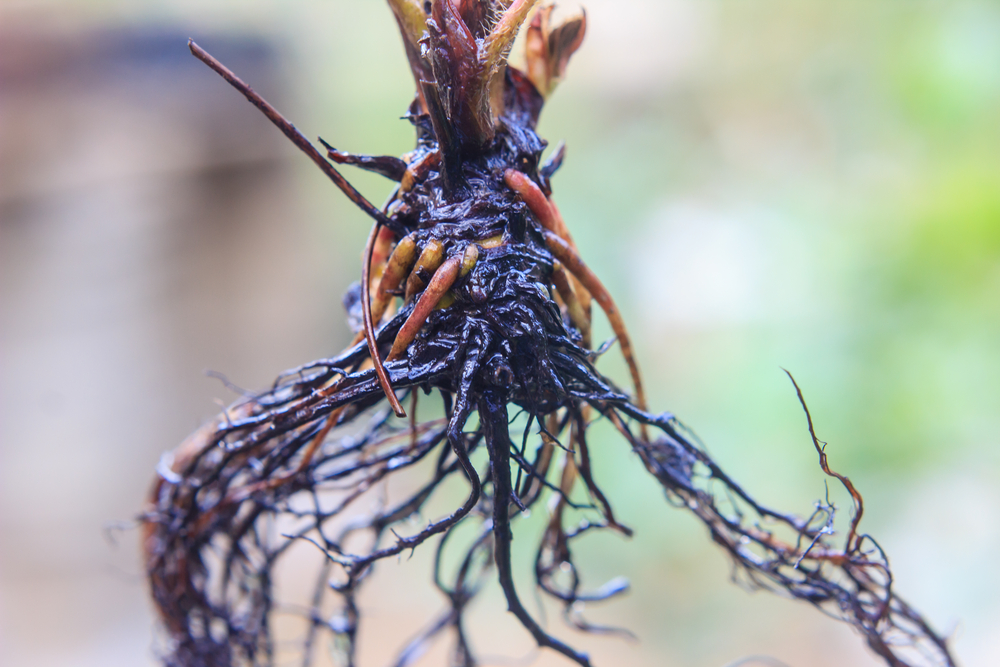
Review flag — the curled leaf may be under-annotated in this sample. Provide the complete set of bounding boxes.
[477,0,540,119]
[525,4,586,97]
[387,0,431,94]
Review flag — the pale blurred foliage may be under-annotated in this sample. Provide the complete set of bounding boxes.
[1,1,998,666]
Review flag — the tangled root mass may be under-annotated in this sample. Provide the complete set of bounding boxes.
[142,4,957,667]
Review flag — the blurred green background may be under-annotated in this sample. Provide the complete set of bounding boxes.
[1,1,998,666]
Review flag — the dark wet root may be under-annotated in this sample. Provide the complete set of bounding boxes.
[150,25,956,667]
[142,344,956,667]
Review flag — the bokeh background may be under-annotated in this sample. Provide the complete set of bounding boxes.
[2,0,999,666]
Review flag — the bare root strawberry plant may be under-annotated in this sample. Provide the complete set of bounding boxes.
[142,3,958,666]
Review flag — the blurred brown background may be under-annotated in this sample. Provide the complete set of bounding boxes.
[1,1,998,666]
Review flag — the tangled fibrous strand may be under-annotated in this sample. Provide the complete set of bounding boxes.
[142,4,957,667]
[142,358,956,667]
